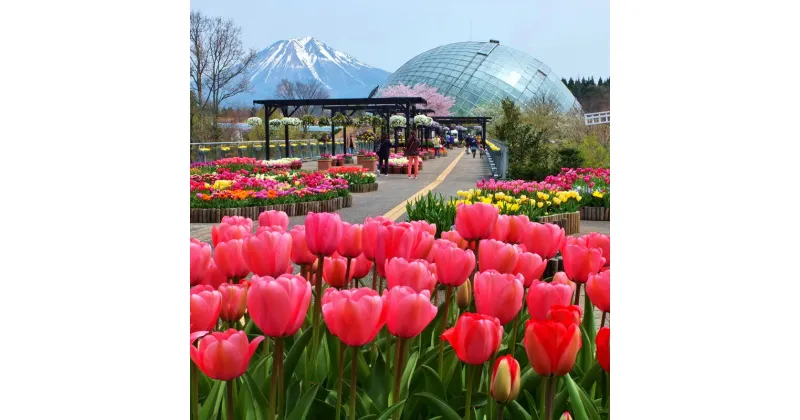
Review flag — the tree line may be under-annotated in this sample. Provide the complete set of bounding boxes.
[561,77,610,113]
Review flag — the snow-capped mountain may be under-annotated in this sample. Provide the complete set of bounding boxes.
[227,37,391,106]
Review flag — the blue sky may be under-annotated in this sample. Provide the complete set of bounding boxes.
[190,0,609,80]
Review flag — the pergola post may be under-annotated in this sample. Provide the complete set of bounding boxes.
[264,106,271,160]
[282,107,289,159]
[405,105,410,153]
[329,114,335,156]
[482,120,487,146]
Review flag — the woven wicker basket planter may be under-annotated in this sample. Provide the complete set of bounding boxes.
[190,196,353,223]
[536,211,581,235]
[580,207,610,221]
[349,183,378,193]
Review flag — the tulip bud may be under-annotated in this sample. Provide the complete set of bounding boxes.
[456,279,472,309]
[490,355,520,404]
[559,412,573,420]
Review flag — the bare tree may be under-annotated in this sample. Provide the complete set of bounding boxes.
[273,79,330,115]
[274,79,295,100]
[190,11,211,140]
[205,16,257,127]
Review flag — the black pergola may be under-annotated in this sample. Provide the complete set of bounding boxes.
[433,116,493,145]
[252,97,427,159]
[322,105,436,152]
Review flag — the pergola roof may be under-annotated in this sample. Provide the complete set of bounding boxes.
[432,116,492,123]
[253,97,427,107]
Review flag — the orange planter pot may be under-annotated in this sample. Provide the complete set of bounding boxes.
[317,159,332,171]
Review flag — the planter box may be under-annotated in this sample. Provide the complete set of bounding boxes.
[421,155,428,161]
[349,183,379,193]
[290,162,302,170]
[317,159,332,171]
[536,211,581,235]
[360,159,377,171]
[344,156,354,164]
[190,196,353,223]
[580,207,610,221]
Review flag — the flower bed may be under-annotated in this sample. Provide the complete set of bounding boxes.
[327,166,379,193]
[544,167,610,209]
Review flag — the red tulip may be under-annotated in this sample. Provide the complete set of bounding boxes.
[218,283,248,322]
[289,225,317,266]
[523,318,582,376]
[323,255,349,288]
[513,252,548,287]
[552,271,576,295]
[547,305,583,325]
[385,258,436,294]
[409,220,437,236]
[383,286,438,338]
[425,238,457,263]
[596,327,610,373]
[242,230,292,277]
[488,215,510,242]
[213,239,250,281]
[522,223,565,259]
[190,329,264,381]
[362,216,393,261]
[191,238,212,286]
[479,239,520,274]
[441,230,468,250]
[506,215,530,244]
[337,222,363,258]
[442,312,503,365]
[322,287,387,346]
[349,253,373,280]
[211,223,252,247]
[247,274,311,337]
[490,355,521,403]
[455,202,499,241]
[474,270,524,325]
[586,270,610,312]
[434,246,476,287]
[375,223,414,278]
[220,215,253,230]
[526,280,573,321]
[408,228,435,260]
[190,285,221,333]
[562,243,605,284]
[203,259,227,288]
[582,232,610,267]
[258,210,289,231]
[304,212,343,256]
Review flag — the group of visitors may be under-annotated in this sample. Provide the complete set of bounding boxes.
[372,134,421,179]
[463,134,483,158]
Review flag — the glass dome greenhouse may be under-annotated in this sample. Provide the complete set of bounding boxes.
[380,41,580,115]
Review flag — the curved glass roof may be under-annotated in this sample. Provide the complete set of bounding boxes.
[381,41,581,115]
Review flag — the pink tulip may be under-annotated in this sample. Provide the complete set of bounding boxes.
[506,215,530,244]
[337,222,363,258]
[383,286,438,338]
[304,212,343,256]
[322,288,387,346]
[455,202,499,241]
[526,280,573,321]
[323,255,349,288]
[522,223,565,259]
[258,210,289,231]
[256,225,286,235]
[552,271,577,295]
[242,230,292,277]
[474,270,525,325]
[586,270,610,312]
[375,223,414,278]
[479,239,520,274]
[426,239,458,263]
[362,216,393,261]
[409,220,437,236]
[190,329,264,381]
[583,232,610,267]
[218,283,248,322]
[202,259,227,288]
[385,258,436,294]
[190,285,221,333]
[441,230,468,250]
[349,253,373,280]
[211,223,251,247]
[434,246,476,287]
[220,215,253,230]
[488,215,510,242]
[191,238,212,286]
[561,243,605,284]
[247,274,311,337]
[513,252,549,288]
[213,239,250,281]
[409,228,435,260]
[289,225,317,266]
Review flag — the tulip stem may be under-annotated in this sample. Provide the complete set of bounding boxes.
[544,376,557,420]
[276,337,285,420]
[573,283,582,306]
[600,311,607,328]
[509,315,519,357]
[495,404,504,420]
[335,342,345,420]
[312,254,324,373]
[439,286,453,377]
[346,257,354,288]
[191,362,199,420]
[226,380,235,420]
[349,346,359,420]
[392,338,407,418]
[269,339,278,420]
[464,364,474,420]
[487,355,496,420]
[371,265,378,290]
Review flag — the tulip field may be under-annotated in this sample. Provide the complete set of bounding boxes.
[190,203,610,420]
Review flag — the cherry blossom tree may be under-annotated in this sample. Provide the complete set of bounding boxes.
[378,83,456,116]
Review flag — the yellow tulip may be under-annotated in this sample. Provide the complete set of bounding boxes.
[537,202,544,208]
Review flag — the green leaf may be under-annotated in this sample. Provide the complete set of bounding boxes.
[524,390,540,420]
[240,372,269,420]
[285,383,320,420]
[415,392,462,420]
[284,325,314,388]
[563,374,589,420]
[200,380,225,420]
[375,400,406,420]
[417,365,447,401]
[507,400,532,420]
[577,324,593,375]
[399,350,419,400]
[576,385,601,420]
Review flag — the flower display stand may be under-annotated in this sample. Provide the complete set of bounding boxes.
[190,195,353,223]
[317,159,332,171]
[580,207,610,221]
[536,211,581,235]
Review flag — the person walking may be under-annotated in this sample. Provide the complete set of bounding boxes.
[470,136,477,158]
[347,135,355,155]
[433,135,441,157]
[405,133,420,179]
[377,134,392,176]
